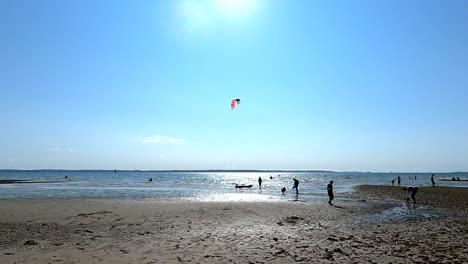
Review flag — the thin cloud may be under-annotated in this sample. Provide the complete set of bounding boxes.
[47,147,76,153]
[139,135,186,144]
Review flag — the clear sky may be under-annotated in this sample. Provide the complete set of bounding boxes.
[1,0,467,171]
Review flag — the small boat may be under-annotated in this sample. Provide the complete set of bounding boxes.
[235,184,253,189]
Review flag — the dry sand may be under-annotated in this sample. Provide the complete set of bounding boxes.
[1,186,467,264]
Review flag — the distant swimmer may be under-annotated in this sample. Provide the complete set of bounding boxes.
[149,178,153,182]
[281,187,286,194]
[64,175,68,179]
[270,176,273,180]
[114,169,117,173]
[431,174,435,187]
[327,181,334,205]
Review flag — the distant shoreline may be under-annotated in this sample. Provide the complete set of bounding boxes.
[1,169,467,173]
[1,169,336,173]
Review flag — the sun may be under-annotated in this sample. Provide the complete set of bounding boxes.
[211,0,255,19]
[179,0,258,33]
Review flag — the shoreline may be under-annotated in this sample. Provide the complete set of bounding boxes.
[1,185,467,263]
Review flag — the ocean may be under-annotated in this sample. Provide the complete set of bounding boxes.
[1,170,467,200]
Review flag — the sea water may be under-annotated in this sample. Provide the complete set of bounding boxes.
[0,170,467,200]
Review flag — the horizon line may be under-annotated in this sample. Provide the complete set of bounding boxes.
[0,169,466,174]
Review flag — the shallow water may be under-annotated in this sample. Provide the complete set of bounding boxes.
[0,170,467,200]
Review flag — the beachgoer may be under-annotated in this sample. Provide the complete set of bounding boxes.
[457,177,461,181]
[258,177,262,189]
[149,178,153,182]
[397,176,401,185]
[281,187,286,194]
[293,178,299,194]
[327,181,334,205]
[404,186,418,203]
[64,175,68,179]
[391,179,395,186]
[270,176,273,180]
[431,174,435,187]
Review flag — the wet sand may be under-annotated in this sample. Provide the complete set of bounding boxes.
[354,185,468,211]
[0,186,467,263]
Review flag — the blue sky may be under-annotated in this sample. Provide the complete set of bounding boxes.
[1,0,467,171]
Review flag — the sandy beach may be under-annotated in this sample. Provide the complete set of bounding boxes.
[1,186,467,264]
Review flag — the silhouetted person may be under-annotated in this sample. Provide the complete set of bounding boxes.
[397,176,401,185]
[64,175,68,179]
[270,176,273,180]
[327,181,334,205]
[452,177,456,181]
[293,178,299,194]
[149,178,153,182]
[258,177,262,189]
[457,177,461,181]
[391,179,395,186]
[404,186,418,203]
[431,174,435,187]
[281,187,286,194]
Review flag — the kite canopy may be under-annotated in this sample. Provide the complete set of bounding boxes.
[231,98,241,110]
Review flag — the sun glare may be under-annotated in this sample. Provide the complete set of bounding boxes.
[180,0,257,32]
[211,0,255,19]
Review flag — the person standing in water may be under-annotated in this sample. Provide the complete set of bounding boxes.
[293,178,299,194]
[327,181,334,205]
[397,176,401,185]
[258,177,262,189]
[431,174,435,187]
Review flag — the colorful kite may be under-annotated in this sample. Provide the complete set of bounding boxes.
[231,98,241,110]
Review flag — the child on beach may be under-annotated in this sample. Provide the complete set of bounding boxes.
[404,186,418,203]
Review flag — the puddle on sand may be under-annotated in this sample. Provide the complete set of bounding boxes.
[353,203,441,225]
